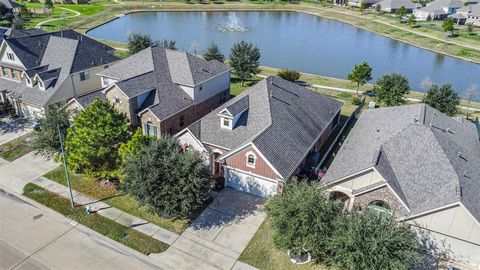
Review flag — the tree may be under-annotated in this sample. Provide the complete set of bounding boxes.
[466,23,474,35]
[12,17,25,30]
[203,42,225,63]
[407,14,416,27]
[442,18,455,35]
[122,137,211,217]
[0,4,8,17]
[265,179,342,259]
[65,98,129,174]
[347,61,372,95]
[325,211,423,270]
[155,39,177,50]
[118,128,153,164]
[464,84,477,119]
[44,0,53,9]
[395,6,407,18]
[359,2,367,12]
[373,73,410,106]
[277,69,301,82]
[229,41,261,86]
[19,6,31,20]
[127,33,152,55]
[32,102,71,158]
[423,84,460,116]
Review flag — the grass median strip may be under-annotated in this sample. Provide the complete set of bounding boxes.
[23,183,169,255]
[0,133,33,161]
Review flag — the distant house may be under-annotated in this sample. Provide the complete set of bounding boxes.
[68,46,231,137]
[376,0,421,13]
[455,3,480,26]
[414,0,464,20]
[323,104,480,269]
[0,30,119,118]
[0,0,22,13]
[177,76,343,198]
[347,0,383,7]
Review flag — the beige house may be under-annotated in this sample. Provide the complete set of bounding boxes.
[322,104,480,269]
[456,3,480,26]
[0,30,119,118]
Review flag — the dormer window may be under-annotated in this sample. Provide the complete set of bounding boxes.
[38,80,45,90]
[26,77,32,87]
[6,52,15,61]
[246,152,256,168]
[221,117,232,129]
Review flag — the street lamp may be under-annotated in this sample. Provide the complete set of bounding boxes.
[57,124,74,208]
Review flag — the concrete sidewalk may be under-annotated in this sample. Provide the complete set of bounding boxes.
[31,177,180,245]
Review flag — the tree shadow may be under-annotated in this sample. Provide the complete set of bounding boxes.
[0,118,32,135]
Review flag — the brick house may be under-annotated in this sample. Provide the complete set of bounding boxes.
[322,104,480,269]
[0,30,119,118]
[67,46,230,136]
[177,76,342,198]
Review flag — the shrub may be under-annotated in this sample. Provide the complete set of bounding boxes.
[277,69,301,82]
[352,96,362,105]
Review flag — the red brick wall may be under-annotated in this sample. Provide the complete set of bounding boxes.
[224,146,278,180]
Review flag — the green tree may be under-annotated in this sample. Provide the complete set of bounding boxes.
[359,2,367,12]
[466,23,474,35]
[442,17,455,35]
[32,102,71,158]
[277,69,301,82]
[265,179,342,259]
[407,14,416,27]
[203,42,225,63]
[423,84,460,116]
[229,41,261,86]
[12,17,25,30]
[122,137,211,217]
[325,211,423,270]
[65,98,129,174]
[19,6,31,20]
[373,73,410,106]
[155,39,177,50]
[127,33,152,55]
[118,128,153,164]
[347,61,372,95]
[395,6,407,18]
[0,4,8,17]
[44,0,53,9]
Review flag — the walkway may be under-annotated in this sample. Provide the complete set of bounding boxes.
[0,117,32,146]
[35,7,81,29]
[31,177,179,245]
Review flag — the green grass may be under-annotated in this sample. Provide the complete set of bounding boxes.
[23,183,168,255]
[239,218,325,270]
[0,133,33,161]
[43,167,190,234]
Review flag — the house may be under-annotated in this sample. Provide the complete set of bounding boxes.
[414,0,464,20]
[322,104,480,269]
[347,0,383,7]
[376,0,421,13]
[68,45,231,136]
[0,0,23,13]
[177,76,343,198]
[0,30,119,118]
[455,3,480,26]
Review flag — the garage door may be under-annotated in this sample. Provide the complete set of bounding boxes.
[224,168,277,198]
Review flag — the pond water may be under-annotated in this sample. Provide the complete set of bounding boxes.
[87,11,480,97]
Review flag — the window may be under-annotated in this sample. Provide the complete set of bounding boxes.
[0,67,6,77]
[179,115,185,127]
[221,118,231,129]
[79,71,90,81]
[219,90,228,104]
[113,96,121,106]
[246,152,256,168]
[11,70,17,79]
[143,121,157,137]
[26,77,32,87]
[101,77,109,86]
[367,200,392,216]
[6,53,15,61]
[38,80,44,90]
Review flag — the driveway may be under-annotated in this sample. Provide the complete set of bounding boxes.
[0,117,32,146]
[151,188,266,270]
[0,189,163,270]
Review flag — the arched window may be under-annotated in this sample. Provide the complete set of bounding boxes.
[246,152,256,168]
[143,121,157,137]
[367,200,392,215]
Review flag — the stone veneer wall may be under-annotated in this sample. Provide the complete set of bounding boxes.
[353,185,406,215]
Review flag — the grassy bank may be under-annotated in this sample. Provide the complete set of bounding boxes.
[44,167,190,234]
[23,183,169,255]
[0,133,33,161]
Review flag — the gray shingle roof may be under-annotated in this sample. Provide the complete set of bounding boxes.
[0,0,22,9]
[186,76,343,179]
[323,104,480,221]
[378,0,419,9]
[224,95,249,117]
[71,89,106,108]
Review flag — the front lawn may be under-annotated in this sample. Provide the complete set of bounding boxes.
[239,218,325,270]
[0,133,33,161]
[44,167,190,234]
[23,183,169,255]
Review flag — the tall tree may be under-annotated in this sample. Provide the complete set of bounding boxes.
[118,128,153,165]
[203,42,225,63]
[395,6,407,18]
[348,61,372,95]
[442,18,455,36]
[122,137,211,217]
[407,14,416,27]
[423,84,460,116]
[155,39,177,50]
[464,85,477,119]
[373,73,410,106]
[44,0,53,9]
[31,102,71,158]
[266,179,342,259]
[229,41,261,86]
[127,33,152,55]
[65,98,129,173]
[325,211,423,270]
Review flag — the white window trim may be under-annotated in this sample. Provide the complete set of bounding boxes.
[221,117,232,129]
[38,80,45,90]
[246,151,257,168]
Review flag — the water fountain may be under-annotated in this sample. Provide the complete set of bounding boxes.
[216,13,249,32]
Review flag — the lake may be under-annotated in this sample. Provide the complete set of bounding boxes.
[87,11,480,97]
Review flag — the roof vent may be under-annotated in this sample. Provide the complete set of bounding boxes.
[413,116,418,122]
[447,127,454,134]
[456,186,463,197]
[463,171,470,179]
[201,67,211,74]
[458,152,468,161]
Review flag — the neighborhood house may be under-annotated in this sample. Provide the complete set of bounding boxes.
[414,0,464,20]
[67,45,231,137]
[323,104,480,269]
[178,76,343,198]
[455,3,480,26]
[0,30,119,118]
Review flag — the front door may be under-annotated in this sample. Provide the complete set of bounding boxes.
[211,153,222,176]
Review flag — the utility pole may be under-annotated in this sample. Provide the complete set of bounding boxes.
[57,124,74,208]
